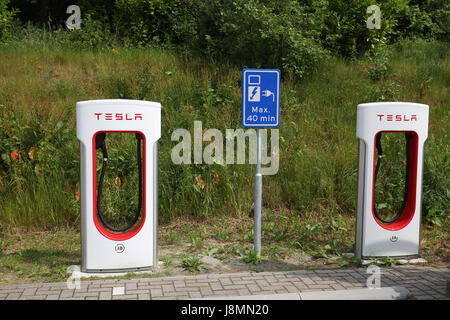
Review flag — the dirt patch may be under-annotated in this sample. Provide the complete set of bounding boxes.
[156,241,344,278]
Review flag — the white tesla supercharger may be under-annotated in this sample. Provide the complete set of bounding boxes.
[76,99,161,272]
[355,102,429,259]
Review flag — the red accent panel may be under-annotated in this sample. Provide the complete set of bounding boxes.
[92,131,146,241]
[371,131,418,231]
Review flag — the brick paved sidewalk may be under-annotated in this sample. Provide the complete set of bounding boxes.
[0,265,448,300]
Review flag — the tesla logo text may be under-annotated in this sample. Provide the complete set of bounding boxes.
[377,114,417,122]
[94,113,143,121]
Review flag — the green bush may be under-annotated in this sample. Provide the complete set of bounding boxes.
[174,0,328,78]
[365,45,393,81]
[114,0,193,46]
[394,0,450,40]
[77,0,117,24]
[0,0,17,42]
[9,1,449,77]
[321,0,409,56]
[67,13,116,49]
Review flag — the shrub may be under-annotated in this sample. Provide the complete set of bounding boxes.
[10,1,448,77]
[174,0,328,78]
[114,0,193,46]
[0,0,17,43]
[397,0,449,40]
[365,45,393,81]
[321,0,409,56]
[67,13,115,49]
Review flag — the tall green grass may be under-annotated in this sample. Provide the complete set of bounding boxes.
[0,34,448,230]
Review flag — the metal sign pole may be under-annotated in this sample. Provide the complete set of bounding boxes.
[242,69,280,257]
[254,128,262,256]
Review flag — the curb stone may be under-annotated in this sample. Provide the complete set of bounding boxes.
[202,286,410,300]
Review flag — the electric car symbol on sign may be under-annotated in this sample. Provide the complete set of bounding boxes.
[76,100,161,272]
[355,102,429,259]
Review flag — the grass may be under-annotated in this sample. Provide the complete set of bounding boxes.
[181,254,204,272]
[243,251,266,265]
[0,228,80,284]
[0,36,448,230]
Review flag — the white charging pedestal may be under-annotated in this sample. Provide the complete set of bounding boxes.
[76,99,161,272]
[355,102,429,259]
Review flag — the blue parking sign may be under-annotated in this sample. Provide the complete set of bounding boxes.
[242,69,280,127]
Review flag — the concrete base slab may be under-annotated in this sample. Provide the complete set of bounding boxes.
[342,253,427,266]
[67,263,162,279]
[361,257,427,266]
[203,286,410,300]
[409,258,427,264]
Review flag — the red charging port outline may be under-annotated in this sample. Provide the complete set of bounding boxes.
[92,131,146,241]
[371,130,418,231]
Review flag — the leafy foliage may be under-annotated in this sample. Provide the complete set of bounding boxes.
[181,254,204,272]
[114,0,193,46]
[394,0,450,39]
[321,0,409,56]
[67,13,115,49]
[174,0,328,78]
[0,0,17,42]
[8,0,450,76]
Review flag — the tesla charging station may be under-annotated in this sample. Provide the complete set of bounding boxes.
[76,99,161,272]
[355,102,429,259]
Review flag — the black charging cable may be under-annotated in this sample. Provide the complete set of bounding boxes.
[373,132,413,223]
[96,132,143,232]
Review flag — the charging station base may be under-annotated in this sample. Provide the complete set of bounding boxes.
[67,262,163,279]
